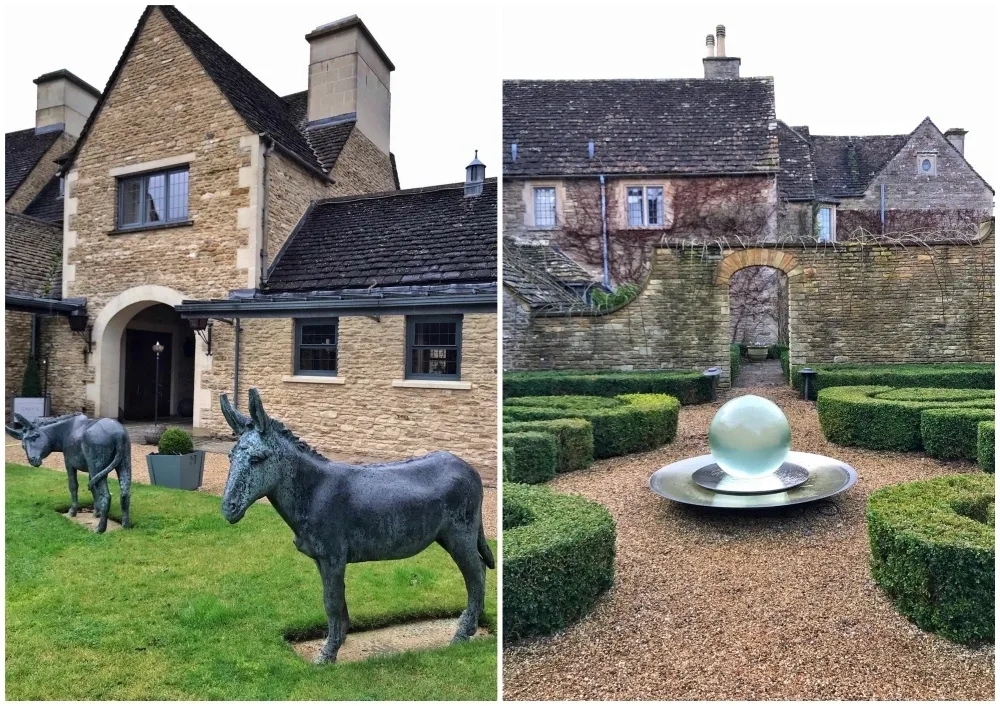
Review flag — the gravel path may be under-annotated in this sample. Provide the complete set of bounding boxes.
[503,386,994,701]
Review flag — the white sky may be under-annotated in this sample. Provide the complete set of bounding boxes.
[3,1,502,190]
[502,0,998,188]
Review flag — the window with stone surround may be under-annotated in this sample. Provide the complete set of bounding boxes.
[917,152,937,177]
[533,187,556,228]
[294,319,338,375]
[626,185,664,227]
[817,206,834,241]
[116,167,189,229]
[406,315,462,380]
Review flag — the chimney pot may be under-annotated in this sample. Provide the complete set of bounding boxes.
[715,24,727,57]
[944,128,968,157]
[705,34,715,58]
[33,69,99,138]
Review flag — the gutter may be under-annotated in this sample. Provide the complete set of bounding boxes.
[5,294,84,316]
[259,137,275,282]
[175,292,497,320]
[502,169,780,180]
[599,174,610,289]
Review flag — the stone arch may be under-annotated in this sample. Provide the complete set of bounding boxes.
[88,285,204,421]
[715,248,803,286]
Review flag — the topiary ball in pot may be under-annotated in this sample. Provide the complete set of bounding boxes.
[158,427,194,455]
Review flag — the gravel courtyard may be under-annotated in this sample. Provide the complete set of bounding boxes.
[503,385,994,700]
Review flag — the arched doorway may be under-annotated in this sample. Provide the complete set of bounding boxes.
[89,285,202,422]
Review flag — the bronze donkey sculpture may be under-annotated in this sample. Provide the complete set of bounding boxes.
[6,412,132,533]
[219,388,494,664]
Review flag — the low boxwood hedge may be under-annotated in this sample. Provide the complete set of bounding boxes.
[502,370,711,405]
[501,432,557,485]
[867,474,994,645]
[504,393,680,459]
[979,422,995,473]
[920,408,996,461]
[504,418,594,473]
[792,363,994,400]
[817,386,994,452]
[730,344,741,382]
[503,483,616,641]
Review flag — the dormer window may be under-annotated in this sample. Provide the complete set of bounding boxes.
[626,186,664,227]
[917,153,937,177]
[117,167,189,230]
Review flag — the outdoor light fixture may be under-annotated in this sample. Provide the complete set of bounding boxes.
[189,317,213,355]
[68,311,93,358]
[152,341,165,424]
[702,366,723,401]
[464,150,485,197]
[799,367,817,401]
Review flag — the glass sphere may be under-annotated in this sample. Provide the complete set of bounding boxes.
[708,394,791,479]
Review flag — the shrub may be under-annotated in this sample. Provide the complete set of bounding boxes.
[590,283,638,312]
[817,386,994,452]
[504,418,594,473]
[158,427,194,455]
[504,393,680,459]
[502,369,711,405]
[501,432,557,484]
[920,408,996,461]
[21,357,43,397]
[792,363,994,400]
[779,348,790,382]
[730,344,741,382]
[503,483,616,641]
[867,474,994,645]
[978,422,995,473]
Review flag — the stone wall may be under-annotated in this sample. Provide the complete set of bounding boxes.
[507,225,995,385]
[6,133,74,213]
[328,127,397,196]
[264,151,329,269]
[201,313,498,483]
[503,290,533,371]
[5,312,33,419]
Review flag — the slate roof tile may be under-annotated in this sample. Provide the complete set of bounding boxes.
[809,133,909,199]
[23,175,64,223]
[5,211,63,299]
[503,240,594,310]
[776,121,815,201]
[5,127,62,200]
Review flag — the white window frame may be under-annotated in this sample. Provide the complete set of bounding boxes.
[816,205,836,242]
[532,186,557,229]
[916,152,937,177]
[625,185,665,227]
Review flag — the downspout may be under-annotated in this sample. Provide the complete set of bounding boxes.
[600,174,610,290]
[233,318,242,410]
[259,135,275,283]
[879,183,886,233]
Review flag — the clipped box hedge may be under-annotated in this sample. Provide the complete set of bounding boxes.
[502,369,711,405]
[920,408,996,461]
[504,393,680,459]
[793,363,994,400]
[979,422,995,473]
[502,432,557,485]
[817,386,994,452]
[503,483,616,641]
[730,344,741,383]
[867,474,994,645]
[504,418,594,473]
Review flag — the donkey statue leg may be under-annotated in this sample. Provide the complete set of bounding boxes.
[439,529,486,642]
[117,458,132,529]
[314,558,348,664]
[92,478,112,533]
[65,464,80,517]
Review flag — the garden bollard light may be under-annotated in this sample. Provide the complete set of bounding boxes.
[703,366,723,402]
[800,367,817,401]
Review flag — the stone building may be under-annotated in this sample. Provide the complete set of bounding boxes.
[4,6,497,479]
[503,24,993,371]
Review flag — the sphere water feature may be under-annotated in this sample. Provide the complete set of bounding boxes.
[708,394,791,479]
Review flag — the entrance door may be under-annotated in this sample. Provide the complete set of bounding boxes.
[123,329,172,420]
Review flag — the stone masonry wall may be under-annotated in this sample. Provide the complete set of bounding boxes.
[6,133,75,213]
[509,227,995,385]
[503,290,533,371]
[5,312,33,419]
[200,313,498,483]
[264,151,329,269]
[328,127,397,196]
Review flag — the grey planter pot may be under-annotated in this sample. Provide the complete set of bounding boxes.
[747,346,769,363]
[146,450,206,490]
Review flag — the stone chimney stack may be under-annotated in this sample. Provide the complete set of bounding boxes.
[33,70,100,137]
[944,128,968,156]
[702,24,741,79]
[305,15,394,155]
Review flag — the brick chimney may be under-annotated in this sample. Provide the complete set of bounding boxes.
[305,15,394,155]
[33,70,100,137]
[944,128,968,156]
[702,24,741,79]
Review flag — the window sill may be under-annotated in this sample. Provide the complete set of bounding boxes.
[108,220,194,236]
[282,375,345,385]
[391,379,472,390]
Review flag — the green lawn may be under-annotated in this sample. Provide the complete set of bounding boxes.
[4,464,496,700]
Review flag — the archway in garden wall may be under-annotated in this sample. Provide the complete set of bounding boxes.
[88,285,206,424]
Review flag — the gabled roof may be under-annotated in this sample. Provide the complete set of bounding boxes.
[5,211,63,299]
[282,91,355,172]
[265,178,497,293]
[23,175,64,223]
[809,132,909,199]
[503,240,595,310]
[776,121,815,201]
[503,78,779,177]
[5,127,63,200]
[63,6,350,179]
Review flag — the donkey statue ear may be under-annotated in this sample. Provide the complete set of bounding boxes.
[248,388,270,434]
[219,393,252,435]
[13,413,32,429]
[5,423,25,440]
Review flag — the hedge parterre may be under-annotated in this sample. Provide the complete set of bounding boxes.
[504,418,594,474]
[920,408,996,462]
[792,363,994,400]
[502,432,557,485]
[503,483,616,641]
[867,474,994,645]
[504,393,680,459]
[817,386,994,452]
[978,422,995,473]
[502,370,711,405]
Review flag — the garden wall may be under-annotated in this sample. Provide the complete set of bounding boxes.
[508,222,994,387]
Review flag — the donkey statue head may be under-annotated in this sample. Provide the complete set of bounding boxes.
[219,388,286,524]
[5,414,52,467]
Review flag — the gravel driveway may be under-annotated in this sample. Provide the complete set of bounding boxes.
[503,386,994,700]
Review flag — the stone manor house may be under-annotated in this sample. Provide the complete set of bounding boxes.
[503,25,993,374]
[5,6,497,477]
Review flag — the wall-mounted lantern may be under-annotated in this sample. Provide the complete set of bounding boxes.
[68,310,93,360]
[189,317,213,355]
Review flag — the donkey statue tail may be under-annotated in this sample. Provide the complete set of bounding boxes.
[477,521,495,569]
[87,445,125,490]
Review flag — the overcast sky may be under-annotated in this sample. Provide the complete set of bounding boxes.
[502,1,997,188]
[4,2,501,189]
